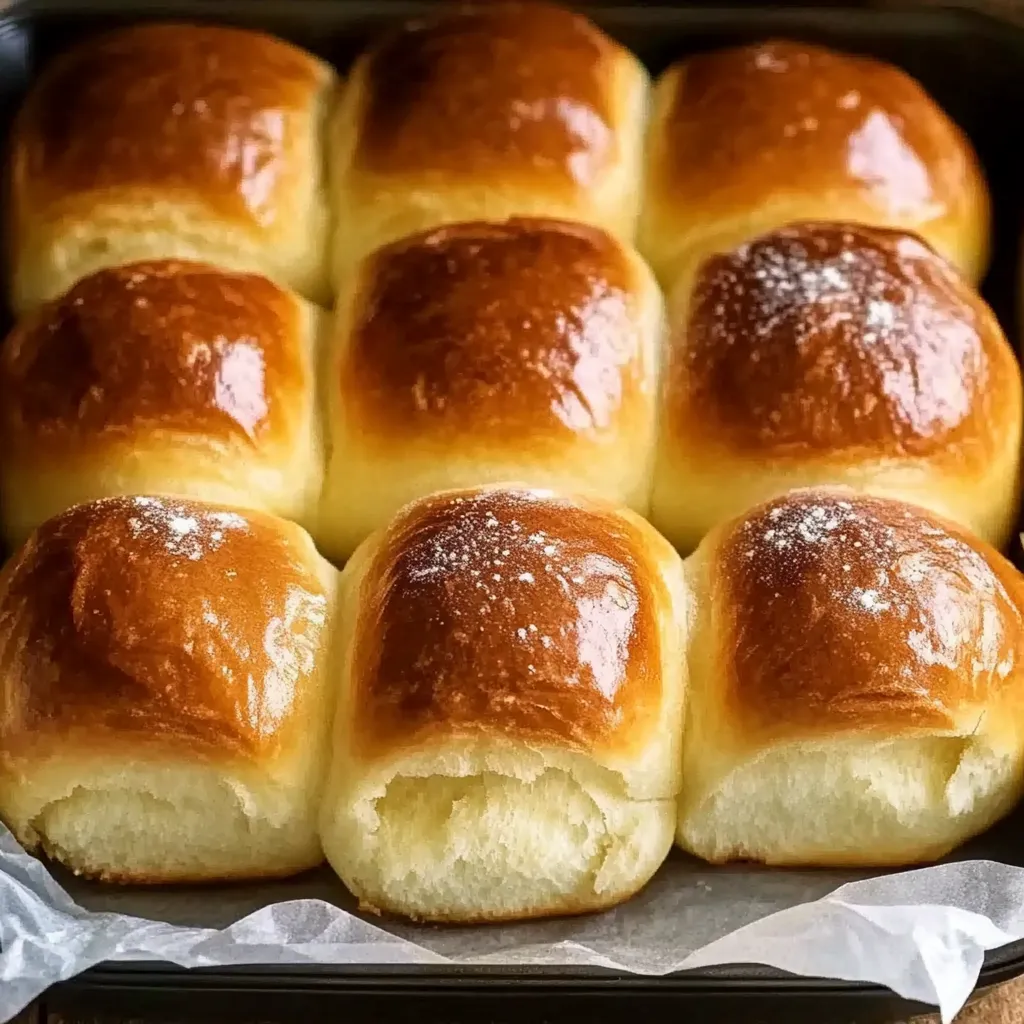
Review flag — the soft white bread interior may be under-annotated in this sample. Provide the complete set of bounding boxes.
[0,495,338,883]
[639,40,990,288]
[650,222,1022,555]
[329,2,648,286]
[320,484,689,922]
[0,260,326,548]
[318,218,663,562]
[678,489,1024,867]
[8,23,336,313]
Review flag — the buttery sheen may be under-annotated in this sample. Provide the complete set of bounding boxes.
[665,223,1014,463]
[341,219,643,443]
[351,488,663,759]
[0,260,308,453]
[713,492,1024,739]
[355,2,617,185]
[12,23,327,228]
[655,40,979,225]
[0,496,328,761]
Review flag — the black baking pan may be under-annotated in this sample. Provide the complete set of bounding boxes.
[3,2,1024,1023]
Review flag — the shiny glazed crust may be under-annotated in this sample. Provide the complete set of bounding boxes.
[639,40,990,284]
[706,491,1024,741]
[9,23,335,309]
[330,2,648,277]
[675,489,1024,868]
[347,486,679,770]
[1,260,314,453]
[0,495,333,764]
[650,222,1022,552]
[319,484,687,921]
[663,223,1017,463]
[0,495,337,884]
[336,219,653,442]
[0,260,324,542]
[319,218,662,560]
[347,2,621,183]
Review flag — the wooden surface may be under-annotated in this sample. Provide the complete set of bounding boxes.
[906,976,1024,1024]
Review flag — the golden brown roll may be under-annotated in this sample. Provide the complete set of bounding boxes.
[650,222,1022,554]
[8,23,336,313]
[0,260,325,547]
[320,484,688,922]
[639,40,990,288]
[318,218,663,562]
[0,495,338,883]
[680,488,1024,867]
[329,2,648,286]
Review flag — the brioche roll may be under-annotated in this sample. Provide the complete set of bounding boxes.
[321,485,688,922]
[0,260,325,546]
[318,218,662,562]
[639,40,990,287]
[0,496,337,883]
[9,23,335,313]
[679,489,1024,867]
[330,2,648,285]
[650,223,1022,554]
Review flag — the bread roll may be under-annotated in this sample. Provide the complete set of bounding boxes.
[330,2,648,285]
[320,485,688,922]
[0,260,325,546]
[650,222,1022,554]
[318,218,663,562]
[8,23,335,313]
[0,495,337,882]
[679,489,1024,867]
[639,40,990,288]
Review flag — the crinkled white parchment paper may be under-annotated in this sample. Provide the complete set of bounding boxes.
[4,822,1024,1024]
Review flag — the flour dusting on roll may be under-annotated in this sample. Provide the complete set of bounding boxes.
[651,222,1021,553]
[679,489,1024,867]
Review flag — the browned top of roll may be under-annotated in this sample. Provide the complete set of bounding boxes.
[11,23,330,227]
[663,222,1017,462]
[349,2,623,186]
[0,496,329,762]
[340,219,647,446]
[349,487,666,760]
[710,490,1024,740]
[0,260,310,457]
[652,40,982,224]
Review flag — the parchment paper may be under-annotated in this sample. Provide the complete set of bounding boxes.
[5,821,1024,1024]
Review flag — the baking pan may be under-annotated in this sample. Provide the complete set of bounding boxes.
[3,2,1024,1022]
